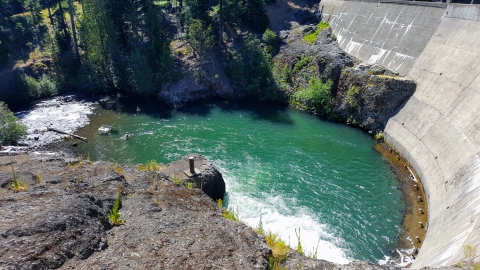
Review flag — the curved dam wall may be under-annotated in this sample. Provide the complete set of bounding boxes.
[320,0,446,75]
[385,17,480,268]
[321,0,480,267]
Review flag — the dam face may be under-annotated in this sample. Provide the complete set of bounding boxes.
[321,0,480,267]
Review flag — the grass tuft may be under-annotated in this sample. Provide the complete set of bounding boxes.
[172,169,182,185]
[295,227,304,255]
[113,163,123,175]
[109,184,125,226]
[137,160,162,171]
[11,166,27,192]
[35,173,42,184]
[217,199,238,221]
[264,232,289,270]
[303,22,330,44]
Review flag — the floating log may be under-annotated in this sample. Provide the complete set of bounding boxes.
[48,128,87,141]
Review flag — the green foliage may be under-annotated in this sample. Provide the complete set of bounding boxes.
[292,78,333,114]
[256,215,264,235]
[80,0,173,94]
[292,56,311,74]
[464,245,476,260]
[227,34,283,101]
[21,74,58,99]
[309,238,321,259]
[109,185,125,226]
[241,0,270,32]
[346,85,360,108]
[265,232,289,270]
[0,102,27,145]
[172,169,182,185]
[217,199,238,221]
[222,208,238,221]
[186,181,194,189]
[303,22,330,44]
[113,163,123,175]
[137,160,162,171]
[262,29,281,55]
[295,226,304,256]
[11,166,27,192]
[374,132,384,143]
[186,19,214,58]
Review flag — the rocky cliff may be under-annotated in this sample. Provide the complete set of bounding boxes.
[0,153,405,269]
[274,25,416,132]
[0,154,269,269]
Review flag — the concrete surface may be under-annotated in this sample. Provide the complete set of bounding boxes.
[385,17,480,268]
[319,0,446,75]
[447,3,480,20]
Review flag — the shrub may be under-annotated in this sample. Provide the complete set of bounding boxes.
[0,102,27,145]
[292,78,333,114]
[262,29,281,54]
[346,85,360,108]
[304,22,330,44]
[292,56,311,74]
[374,132,384,143]
[22,74,58,99]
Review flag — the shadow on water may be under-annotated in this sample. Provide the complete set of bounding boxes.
[107,94,294,125]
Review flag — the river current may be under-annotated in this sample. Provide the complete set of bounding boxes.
[68,96,404,264]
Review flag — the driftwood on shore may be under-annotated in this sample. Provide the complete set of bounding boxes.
[48,128,87,141]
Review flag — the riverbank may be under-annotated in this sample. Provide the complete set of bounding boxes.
[374,143,428,267]
[0,151,405,269]
[12,94,420,266]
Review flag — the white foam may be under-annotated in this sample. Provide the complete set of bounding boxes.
[220,167,351,265]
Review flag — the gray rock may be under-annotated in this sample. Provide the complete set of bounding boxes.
[333,65,416,131]
[0,154,264,270]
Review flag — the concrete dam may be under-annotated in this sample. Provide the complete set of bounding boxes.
[320,0,480,267]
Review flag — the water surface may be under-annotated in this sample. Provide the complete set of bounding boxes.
[73,97,404,264]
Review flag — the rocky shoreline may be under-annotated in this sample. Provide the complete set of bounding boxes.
[0,152,407,269]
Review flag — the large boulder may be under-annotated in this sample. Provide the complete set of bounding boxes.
[161,153,226,201]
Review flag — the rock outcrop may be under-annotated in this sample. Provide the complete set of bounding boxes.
[274,24,416,131]
[333,64,416,131]
[161,153,226,201]
[0,154,268,269]
[275,26,356,93]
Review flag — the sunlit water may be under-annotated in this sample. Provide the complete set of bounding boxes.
[70,96,403,264]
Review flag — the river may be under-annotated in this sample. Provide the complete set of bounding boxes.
[49,95,404,264]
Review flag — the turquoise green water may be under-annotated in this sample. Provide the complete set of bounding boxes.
[74,97,403,264]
